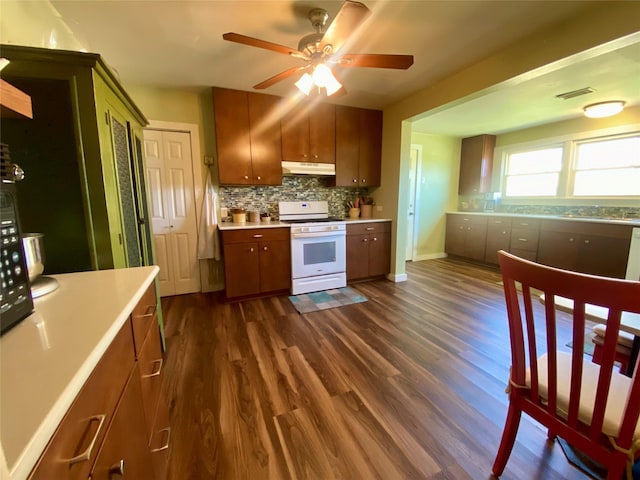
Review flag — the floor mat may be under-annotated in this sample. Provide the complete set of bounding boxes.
[566,332,596,357]
[289,287,367,314]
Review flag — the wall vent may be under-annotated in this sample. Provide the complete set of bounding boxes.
[555,87,595,100]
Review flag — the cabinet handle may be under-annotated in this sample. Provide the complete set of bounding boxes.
[244,175,249,180]
[366,227,374,231]
[520,223,529,226]
[361,179,366,183]
[109,459,125,477]
[363,238,368,242]
[133,304,156,319]
[68,414,107,465]
[352,179,357,183]
[372,237,378,241]
[495,221,502,224]
[459,226,464,230]
[303,154,308,158]
[250,247,255,253]
[313,154,318,159]
[143,358,163,378]
[151,427,172,453]
[256,175,261,181]
[569,237,574,242]
[263,246,268,251]
[502,231,507,235]
[518,238,527,242]
[584,239,590,244]
[253,234,263,238]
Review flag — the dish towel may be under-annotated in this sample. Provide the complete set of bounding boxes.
[197,169,221,261]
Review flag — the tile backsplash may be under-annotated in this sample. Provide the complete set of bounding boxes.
[219,176,369,219]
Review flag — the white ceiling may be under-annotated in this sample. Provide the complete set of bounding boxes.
[49,0,640,137]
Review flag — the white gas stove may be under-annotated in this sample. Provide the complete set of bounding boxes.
[278,201,347,295]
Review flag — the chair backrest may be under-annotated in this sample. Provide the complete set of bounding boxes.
[498,250,640,451]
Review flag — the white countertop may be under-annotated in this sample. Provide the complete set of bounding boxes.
[218,218,392,230]
[0,266,159,480]
[447,211,640,226]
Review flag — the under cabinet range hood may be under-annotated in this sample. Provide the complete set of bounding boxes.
[282,161,336,176]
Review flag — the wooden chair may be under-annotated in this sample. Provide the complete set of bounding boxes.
[492,251,640,479]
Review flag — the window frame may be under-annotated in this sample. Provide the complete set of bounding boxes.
[496,124,640,206]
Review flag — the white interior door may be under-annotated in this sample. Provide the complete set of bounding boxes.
[406,145,420,261]
[144,130,200,296]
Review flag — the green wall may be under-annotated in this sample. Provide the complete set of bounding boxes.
[409,133,460,259]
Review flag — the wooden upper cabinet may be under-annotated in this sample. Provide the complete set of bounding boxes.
[248,92,282,185]
[282,101,335,164]
[213,87,253,185]
[334,106,382,187]
[359,108,382,187]
[213,88,282,186]
[458,134,496,194]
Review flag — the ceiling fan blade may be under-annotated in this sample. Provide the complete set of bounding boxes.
[338,54,414,69]
[223,32,300,56]
[320,0,371,54]
[253,66,309,90]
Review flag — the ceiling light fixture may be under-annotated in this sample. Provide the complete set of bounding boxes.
[295,64,342,97]
[583,101,625,118]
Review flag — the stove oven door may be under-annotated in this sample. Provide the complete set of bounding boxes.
[291,231,346,279]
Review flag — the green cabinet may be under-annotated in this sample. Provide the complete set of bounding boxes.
[0,45,152,272]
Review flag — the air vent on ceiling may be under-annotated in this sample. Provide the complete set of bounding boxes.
[555,87,595,100]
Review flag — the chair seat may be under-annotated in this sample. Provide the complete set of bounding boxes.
[592,323,636,348]
[530,351,639,445]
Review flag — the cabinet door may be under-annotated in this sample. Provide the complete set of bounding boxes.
[223,242,260,297]
[578,235,630,278]
[368,231,391,277]
[248,92,282,185]
[259,239,291,292]
[485,222,512,264]
[90,365,154,480]
[463,220,488,261]
[537,230,579,271]
[346,234,370,280]
[309,103,335,163]
[335,105,360,186]
[359,108,383,186]
[213,88,253,185]
[281,103,310,162]
[458,135,495,194]
[445,216,466,257]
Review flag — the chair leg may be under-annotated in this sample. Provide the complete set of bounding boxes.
[492,401,522,477]
[605,457,627,480]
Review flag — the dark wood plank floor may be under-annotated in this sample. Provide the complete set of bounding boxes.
[160,257,593,479]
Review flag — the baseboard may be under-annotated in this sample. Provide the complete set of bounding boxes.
[387,273,408,282]
[410,252,447,262]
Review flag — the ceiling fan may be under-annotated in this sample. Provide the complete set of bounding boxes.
[222,0,414,96]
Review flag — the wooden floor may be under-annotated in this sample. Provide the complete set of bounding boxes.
[160,257,594,479]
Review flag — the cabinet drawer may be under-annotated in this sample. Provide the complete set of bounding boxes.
[510,248,537,262]
[29,321,135,480]
[511,218,541,229]
[222,227,289,244]
[138,325,164,442]
[130,283,157,357]
[510,227,539,252]
[346,221,391,236]
[486,217,512,227]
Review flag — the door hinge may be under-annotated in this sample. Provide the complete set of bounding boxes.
[105,112,109,125]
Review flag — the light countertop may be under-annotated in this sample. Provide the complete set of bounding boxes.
[0,265,159,480]
[218,218,392,231]
[446,211,640,226]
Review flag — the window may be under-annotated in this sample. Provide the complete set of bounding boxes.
[572,135,640,196]
[504,147,563,197]
[500,129,640,199]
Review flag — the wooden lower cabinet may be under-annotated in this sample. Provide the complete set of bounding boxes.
[221,228,291,298]
[91,364,154,480]
[537,220,631,278]
[508,218,540,262]
[28,284,168,480]
[346,222,391,281]
[484,217,512,264]
[444,214,487,261]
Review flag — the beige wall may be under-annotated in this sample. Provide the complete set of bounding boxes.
[409,133,460,260]
[379,1,640,279]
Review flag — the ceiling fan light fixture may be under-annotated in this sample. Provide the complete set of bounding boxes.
[583,101,625,118]
[295,72,314,95]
